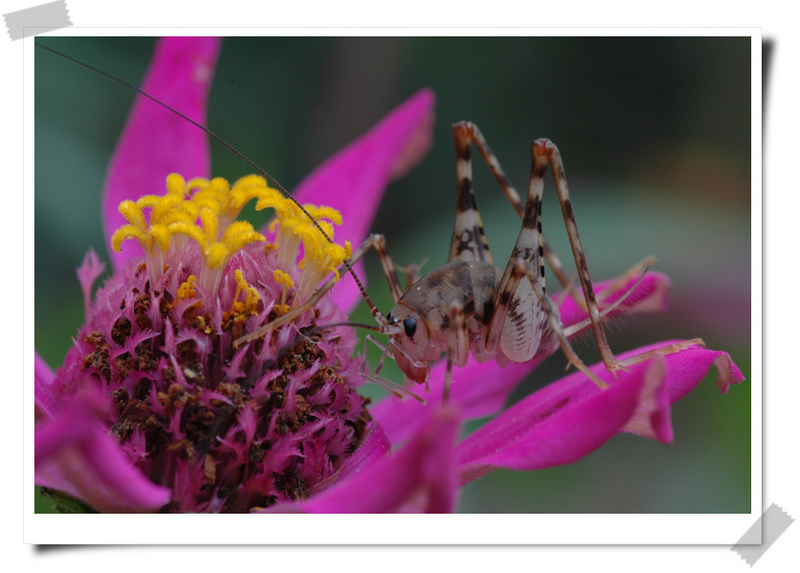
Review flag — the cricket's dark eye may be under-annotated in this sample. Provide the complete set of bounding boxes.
[403,317,417,337]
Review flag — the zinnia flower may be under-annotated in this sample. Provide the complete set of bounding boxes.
[35,37,744,514]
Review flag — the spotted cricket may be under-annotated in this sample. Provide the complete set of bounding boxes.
[38,39,697,405]
[235,119,689,402]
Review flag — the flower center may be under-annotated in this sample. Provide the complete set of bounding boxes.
[61,174,369,512]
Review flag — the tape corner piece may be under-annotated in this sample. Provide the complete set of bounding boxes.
[730,503,795,567]
[3,0,72,41]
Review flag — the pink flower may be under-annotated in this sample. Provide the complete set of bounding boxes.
[35,37,744,514]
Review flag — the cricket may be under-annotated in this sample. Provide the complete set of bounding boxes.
[39,40,682,405]
[234,120,659,402]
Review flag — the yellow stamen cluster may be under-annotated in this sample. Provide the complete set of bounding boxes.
[256,194,351,304]
[221,269,261,338]
[273,269,294,313]
[176,274,198,300]
[232,269,260,315]
[111,174,272,291]
[111,172,351,305]
[295,220,352,304]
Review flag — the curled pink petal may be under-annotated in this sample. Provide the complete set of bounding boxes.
[456,340,744,484]
[76,248,106,324]
[35,388,172,512]
[103,37,221,271]
[269,406,460,513]
[620,340,745,441]
[289,88,436,313]
[34,352,57,422]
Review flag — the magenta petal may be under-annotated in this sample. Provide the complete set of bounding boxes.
[76,248,106,324]
[305,422,392,496]
[557,271,672,331]
[289,88,435,313]
[620,340,745,442]
[103,37,221,271]
[372,358,535,445]
[34,352,57,422]
[455,341,744,484]
[372,271,673,445]
[271,406,459,513]
[35,389,171,512]
[455,359,652,484]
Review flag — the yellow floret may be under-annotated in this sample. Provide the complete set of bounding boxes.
[273,269,294,308]
[232,269,261,315]
[111,172,350,302]
[255,192,350,302]
[177,275,198,300]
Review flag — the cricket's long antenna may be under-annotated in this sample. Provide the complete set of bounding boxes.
[314,322,385,333]
[36,41,375,309]
[305,321,399,337]
[37,43,289,193]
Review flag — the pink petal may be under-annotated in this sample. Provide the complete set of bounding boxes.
[372,271,673,445]
[269,406,459,513]
[103,37,221,271]
[557,271,672,332]
[305,422,392,497]
[456,358,651,484]
[34,352,57,422]
[76,248,106,324]
[455,341,744,484]
[35,388,172,512]
[289,88,436,313]
[372,357,535,445]
[620,340,745,441]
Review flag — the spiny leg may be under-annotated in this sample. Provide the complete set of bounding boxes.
[533,138,625,375]
[482,133,615,388]
[563,262,651,338]
[400,258,428,289]
[593,256,658,301]
[483,144,551,366]
[455,121,585,306]
[616,338,706,368]
[366,233,406,304]
[483,257,609,389]
[521,263,609,388]
[361,334,426,403]
[521,265,705,387]
[477,175,610,389]
[449,123,494,264]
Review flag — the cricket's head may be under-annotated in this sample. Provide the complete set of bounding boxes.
[386,302,433,385]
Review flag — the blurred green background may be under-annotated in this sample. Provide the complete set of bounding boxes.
[35,36,751,513]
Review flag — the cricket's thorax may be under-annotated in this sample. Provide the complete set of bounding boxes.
[399,260,501,330]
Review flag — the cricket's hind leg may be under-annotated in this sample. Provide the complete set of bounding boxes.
[531,138,628,376]
[456,121,586,307]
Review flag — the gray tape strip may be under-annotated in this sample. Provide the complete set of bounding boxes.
[731,503,794,566]
[3,1,72,41]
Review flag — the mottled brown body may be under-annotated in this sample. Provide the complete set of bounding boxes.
[389,259,555,382]
[399,260,501,337]
[370,121,632,399]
